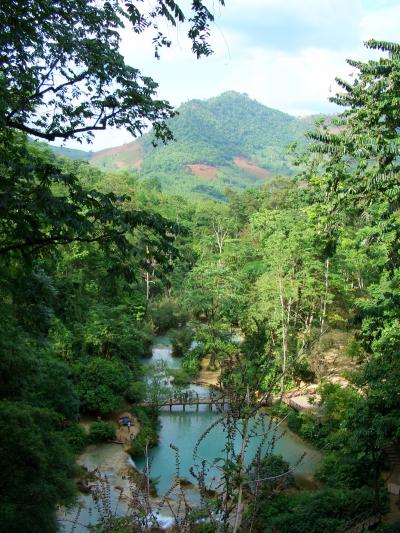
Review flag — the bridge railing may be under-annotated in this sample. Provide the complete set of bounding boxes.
[138,394,228,408]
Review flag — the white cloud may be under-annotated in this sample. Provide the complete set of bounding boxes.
[361,4,400,42]
[61,1,400,151]
[215,0,363,51]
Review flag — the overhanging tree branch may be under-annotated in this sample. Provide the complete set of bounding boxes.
[0,0,225,142]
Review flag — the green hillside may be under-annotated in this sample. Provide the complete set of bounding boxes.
[48,145,91,161]
[90,141,144,172]
[152,90,310,160]
[51,92,315,199]
[136,91,313,197]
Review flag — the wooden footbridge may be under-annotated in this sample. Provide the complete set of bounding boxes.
[139,392,315,412]
[138,394,229,411]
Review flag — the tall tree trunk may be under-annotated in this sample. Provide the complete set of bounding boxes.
[145,271,150,301]
[320,258,330,334]
[372,443,381,513]
[279,277,289,395]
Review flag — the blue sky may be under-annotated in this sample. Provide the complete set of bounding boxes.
[64,0,400,151]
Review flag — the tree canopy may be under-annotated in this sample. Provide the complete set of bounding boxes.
[0,2,225,530]
[0,0,224,142]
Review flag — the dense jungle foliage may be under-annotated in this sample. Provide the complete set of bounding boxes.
[1,0,400,529]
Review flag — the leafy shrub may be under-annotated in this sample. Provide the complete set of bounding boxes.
[249,487,381,533]
[296,411,325,446]
[169,328,194,357]
[182,352,201,378]
[76,357,132,414]
[130,406,154,426]
[295,410,343,449]
[316,450,377,489]
[287,409,302,432]
[293,359,315,382]
[81,304,154,364]
[134,321,155,359]
[88,421,116,443]
[64,424,88,454]
[129,425,159,457]
[287,383,362,448]
[270,402,290,419]
[125,381,147,403]
[129,407,159,457]
[241,326,269,361]
[249,454,294,495]
[346,337,365,363]
[148,299,188,333]
[171,368,192,387]
[287,390,385,490]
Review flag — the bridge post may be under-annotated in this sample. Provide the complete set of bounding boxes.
[169,401,172,412]
[183,402,186,412]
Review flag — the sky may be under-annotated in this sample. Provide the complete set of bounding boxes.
[63,0,400,151]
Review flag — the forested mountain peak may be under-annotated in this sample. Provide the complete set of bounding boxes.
[77,92,314,199]
[162,90,305,151]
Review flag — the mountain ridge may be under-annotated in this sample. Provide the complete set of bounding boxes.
[51,92,317,198]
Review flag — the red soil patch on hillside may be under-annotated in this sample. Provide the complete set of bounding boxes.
[233,157,270,179]
[186,163,219,181]
[91,141,144,169]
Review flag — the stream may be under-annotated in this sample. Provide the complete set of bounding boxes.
[58,335,321,531]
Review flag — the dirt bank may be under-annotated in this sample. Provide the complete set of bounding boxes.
[115,411,140,449]
[193,356,221,387]
[79,410,141,451]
